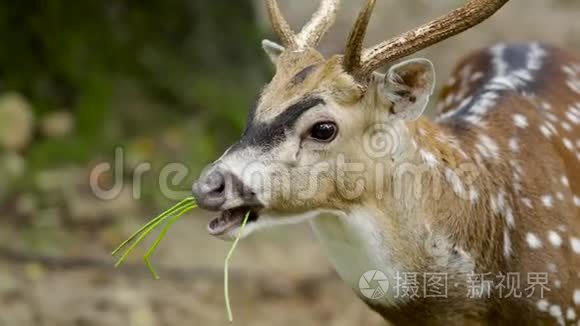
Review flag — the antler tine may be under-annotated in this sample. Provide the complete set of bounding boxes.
[265,0,297,48]
[343,0,376,74]
[355,0,510,80]
[296,0,341,48]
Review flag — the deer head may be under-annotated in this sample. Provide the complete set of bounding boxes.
[192,0,509,239]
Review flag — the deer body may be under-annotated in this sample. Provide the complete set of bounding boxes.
[192,0,580,324]
[311,43,580,324]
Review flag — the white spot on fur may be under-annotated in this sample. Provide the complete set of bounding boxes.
[546,121,558,134]
[548,231,562,248]
[478,135,500,160]
[561,176,570,187]
[490,44,508,76]
[574,196,580,207]
[571,237,580,254]
[474,93,499,114]
[513,114,529,128]
[503,229,512,258]
[445,169,465,197]
[561,122,572,131]
[469,189,479,204]
[564,138,575,151]
[541,195,553,208]
[557,224,567,233]
[540,125,553,138]
[550,305,563,319]
[574,289,580,305]
[541,101,553,111]
[568,80,580,94]
[528,43,547,70]
[446,76,457,87]
[521,197,533,208]
[491,191,507,213]
[567,110,580,125]
[546,112,559,122]
[526,233,542,249]
[549,305,565,326]
[420,149,439,168]
[537,299,550,312]
[567,307,576,321]
[505,208,515,229]
[509,138,519,153]
[471,72,484,82]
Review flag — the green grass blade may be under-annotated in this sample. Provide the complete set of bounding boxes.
[111,197,194,256]
[224,212,250,322]
[113,198,195,267]
[143,203,196,279]
[113,215,168,269]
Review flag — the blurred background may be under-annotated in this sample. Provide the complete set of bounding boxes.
[0,0,579,325]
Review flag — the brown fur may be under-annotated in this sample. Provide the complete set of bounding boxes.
[260,45,579,324]
[201,44,579,325]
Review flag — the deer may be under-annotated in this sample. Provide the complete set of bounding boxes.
[192,0,580,324]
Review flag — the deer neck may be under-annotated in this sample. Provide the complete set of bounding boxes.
[310,116,495,306]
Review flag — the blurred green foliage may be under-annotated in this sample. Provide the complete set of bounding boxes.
[0,0,269,171]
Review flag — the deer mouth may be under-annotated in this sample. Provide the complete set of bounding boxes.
[207,207,260,236]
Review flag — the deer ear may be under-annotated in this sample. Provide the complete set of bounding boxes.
[380,58,435,121]
[262,39,285,64]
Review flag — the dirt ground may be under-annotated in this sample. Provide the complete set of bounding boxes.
[2,0,580,325]
[0,215,384,326]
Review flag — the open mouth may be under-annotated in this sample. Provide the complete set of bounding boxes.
[207,206,260,236]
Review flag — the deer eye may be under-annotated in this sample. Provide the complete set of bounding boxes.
[309,121,338,142]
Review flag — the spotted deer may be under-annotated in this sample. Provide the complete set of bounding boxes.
[192,0,580,324]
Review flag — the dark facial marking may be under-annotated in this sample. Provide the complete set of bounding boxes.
[233,97,326,151]
[289,64,318,86]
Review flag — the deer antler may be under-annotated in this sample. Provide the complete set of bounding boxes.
[265,0,297,48]
[296,0,341,48]
[343,0,376,74]
[345,0,510,81]
[265,0,340,49]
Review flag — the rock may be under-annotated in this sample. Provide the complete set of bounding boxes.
[24,263,45,281]
[0,92,35,151]
[0,269,19,295]
[15,193,37,216]
[0,152,26,179]
[65,184,138,225]
[34,207,62,228]
[0,152,26,202]
[40,110,74,138]
[35,168,80,193]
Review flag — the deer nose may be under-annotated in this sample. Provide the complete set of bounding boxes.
[192,168,227,210]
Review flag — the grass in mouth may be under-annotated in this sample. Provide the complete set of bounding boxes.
[112,197,249,322]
